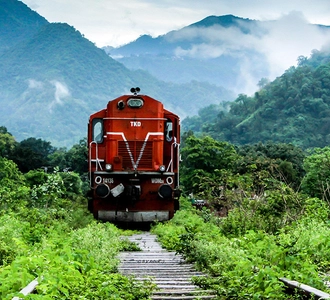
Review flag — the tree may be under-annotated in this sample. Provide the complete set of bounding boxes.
[257,77,270,89]
[0,126,17,158]
[0,157,25,183]
[65,138,88,174]
[48,147,68,171]
[297,55,308,66]
[10,137,55,172]
[48,138,87,174]
[301,146,330,202]
[237,142,306,189]
[180,135,238,195]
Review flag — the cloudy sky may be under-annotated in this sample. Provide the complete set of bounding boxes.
[22,0,330,48]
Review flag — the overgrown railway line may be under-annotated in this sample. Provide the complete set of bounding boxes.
[12,231,330,299]
[119,232,217,299]
[118,232,330,300]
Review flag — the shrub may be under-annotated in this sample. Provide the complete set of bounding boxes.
[152,200,330,299]
[0,215,30,266]
[2,222,155,299]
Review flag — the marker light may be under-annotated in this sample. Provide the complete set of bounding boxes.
[105,164,112,171]
[159,165,166,172]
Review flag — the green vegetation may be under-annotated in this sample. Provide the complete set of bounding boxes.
[183,50,330,149]
[152,134,330,299]
[153,206,330,299]
[165,51,330,299]
[0,127,87,175]
[301,146,330,200]
[2,125,330,298]
[0,132,154,299]
[3,41,330,298]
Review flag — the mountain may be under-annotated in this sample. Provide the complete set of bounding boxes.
[109,15,258,56]
[105,15,330,95]
[0,0,48,52]
[0,1,234,147]
[0,22,133,146]
[182,49,330,149]
[105,15,269,93]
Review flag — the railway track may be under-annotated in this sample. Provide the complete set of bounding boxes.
[12,232,330,299]
[118,232,217,299]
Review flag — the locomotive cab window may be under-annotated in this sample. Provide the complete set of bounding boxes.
[92,119,103,143]
[165,119,173,142]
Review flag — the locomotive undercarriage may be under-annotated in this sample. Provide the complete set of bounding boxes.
[90,172,179,222]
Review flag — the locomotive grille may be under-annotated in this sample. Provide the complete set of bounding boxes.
[118,141,153,169]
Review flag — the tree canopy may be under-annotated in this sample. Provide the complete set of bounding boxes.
[182,50,330,149]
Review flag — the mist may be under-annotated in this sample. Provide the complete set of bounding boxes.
[167,12,330,95]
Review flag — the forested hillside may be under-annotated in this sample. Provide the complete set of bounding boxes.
[0,0,233,147]
[183,49,330,149]
[0,0,48,52]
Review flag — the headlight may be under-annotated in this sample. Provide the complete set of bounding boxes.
[158,184,172,199]
[105,164,112,171]
[127,98,143,108]
[159,165,166,172]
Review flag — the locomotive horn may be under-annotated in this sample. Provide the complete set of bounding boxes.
[130,87,140,95]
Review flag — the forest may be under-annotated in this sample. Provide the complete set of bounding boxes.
[183,49,330,149]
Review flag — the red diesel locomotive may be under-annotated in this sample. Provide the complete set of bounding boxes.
[87,88,180,223]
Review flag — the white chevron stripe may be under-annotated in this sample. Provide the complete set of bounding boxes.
[107,132,163,169]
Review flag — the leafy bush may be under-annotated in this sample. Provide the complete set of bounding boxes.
[0,215,30,266]
[152,203,330,299]
[2,222,154,299]
[29,170,66,208]
[0,157,25,183]
[24,170,48,188]
[301,146,330,201]
[0,185,30,212]
[217,183,305,236]
[58,171,83,197]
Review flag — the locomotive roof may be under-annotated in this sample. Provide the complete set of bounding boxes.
[89,93,179,120]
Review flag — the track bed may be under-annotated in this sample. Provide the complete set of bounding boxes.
[118,232,216,299]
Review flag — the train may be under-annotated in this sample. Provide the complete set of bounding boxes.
[87,88,181,223]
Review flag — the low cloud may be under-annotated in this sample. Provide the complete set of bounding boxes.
[25,79,71,111]
[167,12,330,94]
[50,80,70,105]
[28,79,44,89]
[260,12,329,78]
[48,80,70,112]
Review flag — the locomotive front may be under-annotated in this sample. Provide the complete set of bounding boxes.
[88,88,180,223]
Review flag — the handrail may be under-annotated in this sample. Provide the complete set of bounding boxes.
[89,141,103,188]
[167,139,180,188]
[280,277,330,299]
[12,278,39,300]
[177,143,180,188]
